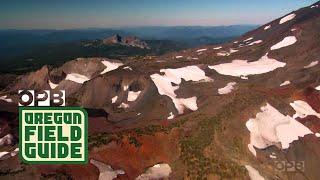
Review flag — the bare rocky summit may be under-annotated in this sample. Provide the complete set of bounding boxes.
[103,34,150,49]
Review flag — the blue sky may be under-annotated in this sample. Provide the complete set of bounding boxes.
[0,0,318,29]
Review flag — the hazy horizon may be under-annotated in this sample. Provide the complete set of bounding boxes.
[0,0,318,29]
[0,24,260,31]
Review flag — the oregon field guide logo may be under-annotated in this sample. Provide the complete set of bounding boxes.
[19,107,88,164]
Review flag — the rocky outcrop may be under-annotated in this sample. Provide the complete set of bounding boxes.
[102,34,150,49]
[102,34,122,44]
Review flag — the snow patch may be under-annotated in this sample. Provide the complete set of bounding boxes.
[90,159,125,180]
[100,60,123,74]
[128,91,141,102]
[111,96,118,104]
[217,49,238,56]
[0,95,13,103]
[246,103,312,156]
[304,61,318,69]
[218,82,236,95]
[248,40,263,46]
[0,148,18,160]
[10,148,19,157]
[192,78,214,83]
[123,85,129,91]
[290,100,320,119]
[279,13,296,24]
[0,152,10,160]
[270,36,297,50]
[276,119,312,149]
[316,85,320,91]
[270,153,277,159]
[217,51,230,56]
[244,37,254,42]
[229,49,239,53]
[178,97,198,111]
[65,73,90,84]
[213,46,222,50]
[123,66,133,70]
[150,66,211,114]
[245,165,265,180]
[136,163,171,180]
[280,81,291,86]
[209,54,286,79]
[196,48,207,52]
[167,112,174,120]
[48,80,59,89]
[264,25,271,30]
[118,103,129,109]
[311,5,319,8]
[175,56,183,59]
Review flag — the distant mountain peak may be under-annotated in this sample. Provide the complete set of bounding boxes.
[102,34,150,49]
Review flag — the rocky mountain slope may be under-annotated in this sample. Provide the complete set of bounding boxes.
[0,1,319,179]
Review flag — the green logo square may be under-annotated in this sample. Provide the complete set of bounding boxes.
[19,107,88,164]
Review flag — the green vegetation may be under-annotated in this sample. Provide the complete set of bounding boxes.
[88,117,188,149]
[128,136,142,148]
[40,170,73,180]
[0,165,25,176]
[87,90,270,179]
[88,133,118,149]
[88,91,265,179]
[179,92,264,179]
[231,137,246,155]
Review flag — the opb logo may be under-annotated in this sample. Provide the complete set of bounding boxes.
[18,90,88,164]
[274,161,304,172]
[18,90,65,107]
